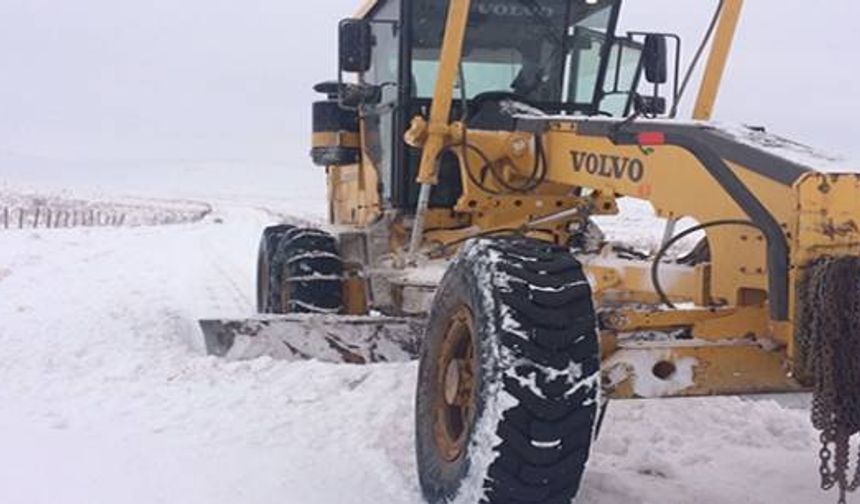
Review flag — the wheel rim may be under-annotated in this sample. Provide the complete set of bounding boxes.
[433,305,478,462]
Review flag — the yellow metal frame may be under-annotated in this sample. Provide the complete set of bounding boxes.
[415,0,473,186]
[354,0,380,18]
[693,0,745,120]
[329,0,860,398]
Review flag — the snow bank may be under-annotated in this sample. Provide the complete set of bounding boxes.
[593,198,704,255]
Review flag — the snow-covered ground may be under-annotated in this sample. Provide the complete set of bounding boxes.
[0,166,832,504]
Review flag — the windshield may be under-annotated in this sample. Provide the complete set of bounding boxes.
[411,0,619,109]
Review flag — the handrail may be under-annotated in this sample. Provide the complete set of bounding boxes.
[693,0,745,120]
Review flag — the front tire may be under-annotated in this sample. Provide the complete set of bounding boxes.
[416,238,600,504]
[274,227,344,314]
[256,224,295,313]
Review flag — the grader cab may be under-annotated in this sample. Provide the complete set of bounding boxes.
[200,1,860,502]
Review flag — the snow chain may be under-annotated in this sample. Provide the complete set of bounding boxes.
[799,257,860,504]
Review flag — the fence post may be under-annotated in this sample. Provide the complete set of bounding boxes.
[2,207,136,230]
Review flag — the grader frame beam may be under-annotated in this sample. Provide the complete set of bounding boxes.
[385,0,858,401]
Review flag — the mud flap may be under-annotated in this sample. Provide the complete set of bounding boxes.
[199,315,424,364]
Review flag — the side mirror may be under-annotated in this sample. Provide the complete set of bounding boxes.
[643,34,668,84]
[339,19,372,73]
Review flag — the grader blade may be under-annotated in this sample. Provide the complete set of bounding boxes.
[199,315,424,364]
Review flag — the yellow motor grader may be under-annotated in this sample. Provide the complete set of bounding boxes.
[200,0,860,502]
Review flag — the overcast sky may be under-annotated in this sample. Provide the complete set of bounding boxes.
[1,0,858,168]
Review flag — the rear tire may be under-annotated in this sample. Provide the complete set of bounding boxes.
[256,224,295,313]
[274,227,344,314]
[416,237,600,504]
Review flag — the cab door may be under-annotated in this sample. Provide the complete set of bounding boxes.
[328,0,402,227]
[361,0,401,211]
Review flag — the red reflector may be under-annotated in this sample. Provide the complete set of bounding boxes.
[638,132,666,145]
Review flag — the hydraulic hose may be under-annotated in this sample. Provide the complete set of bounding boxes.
[652,219,764,309]
[671,0,725,118]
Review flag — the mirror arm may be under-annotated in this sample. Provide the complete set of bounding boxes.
[337,50,351,111]
[337,19,362,111]
[629,31,682,117]
[336,19,400,111]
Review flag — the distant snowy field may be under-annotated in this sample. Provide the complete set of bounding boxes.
[0,163,830,504]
